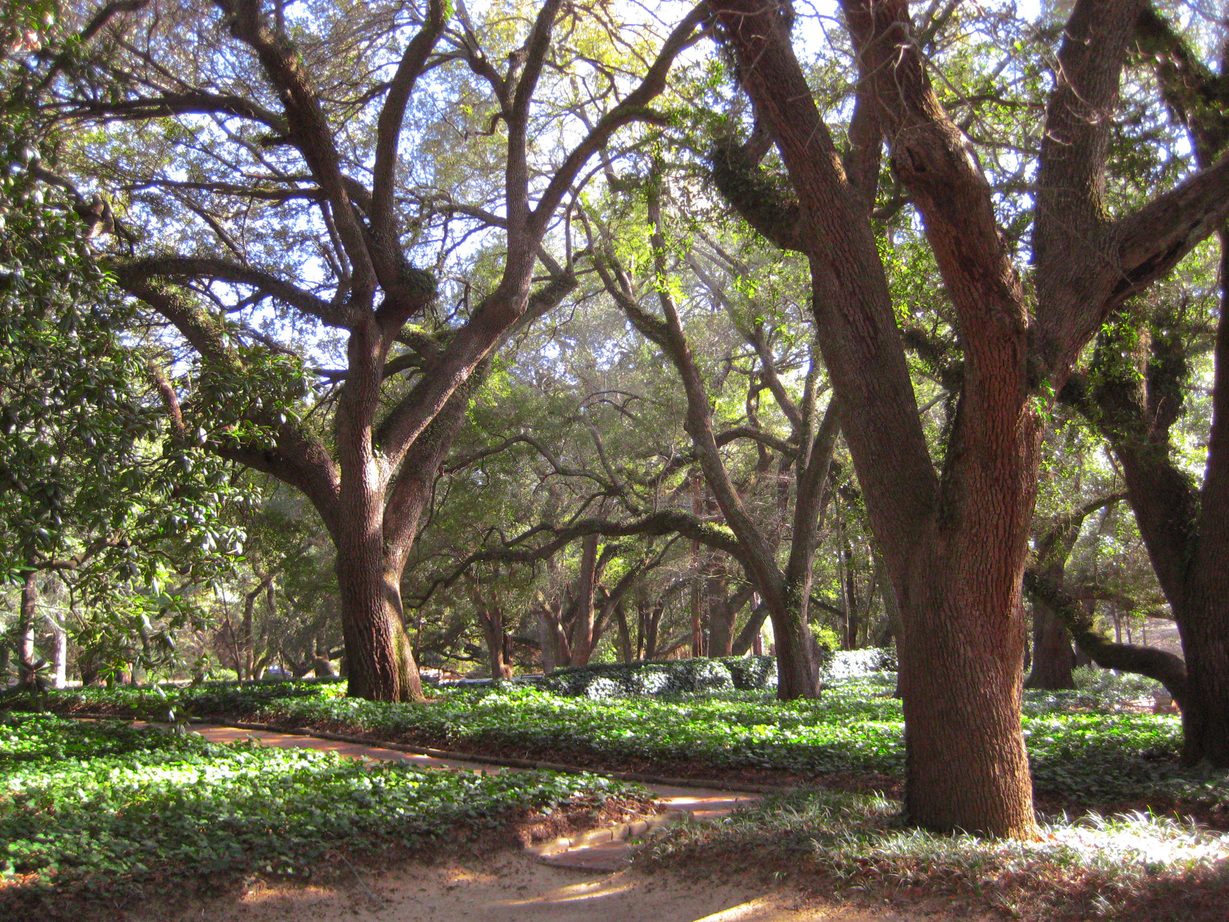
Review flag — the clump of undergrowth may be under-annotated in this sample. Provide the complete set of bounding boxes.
[645,789,1229,922]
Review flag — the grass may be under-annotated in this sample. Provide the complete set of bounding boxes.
[648,790,1229,921]
[6,664,1228,920]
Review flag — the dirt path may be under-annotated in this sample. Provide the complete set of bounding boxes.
[124,723,980,922]
[135,849,954,922]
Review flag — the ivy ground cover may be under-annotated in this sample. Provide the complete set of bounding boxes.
[0,713,643,917]
[32,666,1229,809]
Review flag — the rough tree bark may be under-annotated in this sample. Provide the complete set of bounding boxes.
[709,0,1229,833]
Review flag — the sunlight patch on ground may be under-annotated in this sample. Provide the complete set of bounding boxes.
[1045,814,1229,870]
[497,873,639,905]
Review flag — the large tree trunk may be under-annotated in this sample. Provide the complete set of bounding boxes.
[1174,587,1229,765]
[711,0,1229,836]
[335,548,422,703]
[710,0,1042,834]
[1176,237,1229,765]
[899,550,1035,835]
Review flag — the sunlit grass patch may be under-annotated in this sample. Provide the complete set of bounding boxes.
[645,789,1229,921]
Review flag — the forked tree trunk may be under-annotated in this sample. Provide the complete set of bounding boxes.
[708,0,1229,836]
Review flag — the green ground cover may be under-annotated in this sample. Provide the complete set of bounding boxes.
[26,665,1225,807]
[7,664,1227,921]
[0,713,643,917]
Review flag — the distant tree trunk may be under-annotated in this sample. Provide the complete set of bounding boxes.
[614,601,635,663]
[841,544,859,651]
[49,616,67,689]
[537,598,569,674]
[639,600,663,661]
[708,581,755,657]
[465,570,514,679]
[690,477,706,657]
[599,190,829,699]
[1025,494,1125,690]
[567,534,601,666]
[313,633,336,677]
[18,571,39,687]
[732,601,769,656]
[1025,568,1189,707]
[1028,602,1077,690]
[479,606,515,679]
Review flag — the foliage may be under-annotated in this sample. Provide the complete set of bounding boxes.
[0,712,642,914]
[0,24,246,683]
[19,664,1225,810]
